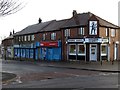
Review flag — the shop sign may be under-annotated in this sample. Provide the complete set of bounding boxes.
[85,38,102,43]
[68,39,84,42]
[102,38,109,43]
[14,45,20,48]
[40,42,58,47]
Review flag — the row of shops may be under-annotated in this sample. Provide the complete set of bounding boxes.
[14,41,62,61]
[12,37,119,62]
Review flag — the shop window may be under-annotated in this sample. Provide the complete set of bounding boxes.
[78,44,85,55]
[65,29,70,37]
[69,44,76,55]
[111,29,116,37]
[51,33,56,40]
[101,44,107,56]
[78,27,84,35]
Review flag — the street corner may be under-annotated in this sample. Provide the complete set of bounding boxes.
[2,72,17,84]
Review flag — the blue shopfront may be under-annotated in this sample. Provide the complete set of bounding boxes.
[14,44,35,60]
[36,41,62,61]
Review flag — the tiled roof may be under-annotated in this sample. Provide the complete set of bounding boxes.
[14,20,55,36]
[63,12,119,29]
[41,19,69,32]
[14,12,119,36]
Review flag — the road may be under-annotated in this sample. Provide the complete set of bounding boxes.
[1,59,119,89]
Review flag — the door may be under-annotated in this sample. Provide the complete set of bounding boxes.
[48,48,53,61]
[90,44,97,61]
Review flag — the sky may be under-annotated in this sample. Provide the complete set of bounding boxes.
[0,0,120,43]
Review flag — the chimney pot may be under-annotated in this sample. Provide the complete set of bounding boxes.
[73,10,77,16]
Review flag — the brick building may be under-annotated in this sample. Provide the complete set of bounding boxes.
[2,35,14,59]
[3,10,120,62]
[61,11,120,62]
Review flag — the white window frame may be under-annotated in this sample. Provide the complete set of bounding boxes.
[111,29,116,37]
[78,44,86,56]
[65,29,70,37]
[79,27,84,35]
[28,35,31,41]
[31,35,35,41]
[51,32,56,40]
[101,44,107,56]
[106,28,108,36]
[43,34,45,40]
[24,36,27,41]
[69,44,76,55]
[19,36,21,42]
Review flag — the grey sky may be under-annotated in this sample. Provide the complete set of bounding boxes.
[0,0,119,43]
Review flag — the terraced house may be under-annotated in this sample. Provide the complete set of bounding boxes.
[3,10,120,62]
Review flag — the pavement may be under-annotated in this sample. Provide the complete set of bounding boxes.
[1,59,120,84]
[35,60,120,73]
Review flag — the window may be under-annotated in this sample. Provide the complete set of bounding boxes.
[79,27,84,35]
[106,28,109,37]
[43,34,45,40]
[24,36,27,41]
[65,29,70,37]
[31,35,35,41]
[19,36,21,42]
[101,44,107,56]
[28,35,31,41]
[78,44,85,55]
[111,29,116,37]
[69,44,76,55]
[21,36,24,41]
[89,21,97,35]
[51,33,56,40]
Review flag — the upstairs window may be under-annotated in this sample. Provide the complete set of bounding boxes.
[31,35,35,41]
[106,28,109,37]
[111,29,116,37]
[43,34,46,40]
[78,27,84,35]
[28,35,31,41]
[19,36,21,42]
[24,36,27,41]
[65,29,70,37]
[51,32,56,40]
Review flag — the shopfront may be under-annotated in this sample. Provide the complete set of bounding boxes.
[67,39,86,61]
[38,41,62,61]
[67,38,109,62]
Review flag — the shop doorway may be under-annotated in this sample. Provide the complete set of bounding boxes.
[90,44,97,61]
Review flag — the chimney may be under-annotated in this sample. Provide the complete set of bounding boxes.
[72,10,77,17]
[10,31,12,36]
[13,29,15,34]
[38,18,42,23]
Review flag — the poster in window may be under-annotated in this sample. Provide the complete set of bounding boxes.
[89,21,97,35]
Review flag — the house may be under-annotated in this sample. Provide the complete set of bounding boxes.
[4,10,120,62]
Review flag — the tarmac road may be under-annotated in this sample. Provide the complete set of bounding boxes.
[1,59,119,89]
